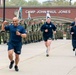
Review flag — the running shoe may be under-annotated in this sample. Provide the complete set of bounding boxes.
[46,54,49,57]
[14,65,19,71]
[73,48,75,51]
[9,60,14,69]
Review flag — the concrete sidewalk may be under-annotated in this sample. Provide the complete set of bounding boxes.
[0,40,76,75]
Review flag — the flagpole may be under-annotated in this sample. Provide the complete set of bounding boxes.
[3,0,5,21]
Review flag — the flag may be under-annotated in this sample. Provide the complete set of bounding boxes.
[17,7,22,20]
[46,11,51,20]
[28,11,31,19]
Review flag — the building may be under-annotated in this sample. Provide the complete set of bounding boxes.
[0,6,75,23]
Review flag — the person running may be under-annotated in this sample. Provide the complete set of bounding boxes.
[1,17,27,71]
[40,16,56,57]
[70,18,76,28]
[70,23,76,52]
[70,18,76,51]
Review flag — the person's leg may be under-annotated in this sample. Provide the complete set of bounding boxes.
[45,41,48,47]
[47,40,52,54]
[15,54,19,66]
[44,41,48,53]
[8,42,14,69]
[72,39,75,51]
[8,49,14,61]
[14,53,19,71]
[45,40,52,56]
[8,49,14,69]
[14,44,22,71]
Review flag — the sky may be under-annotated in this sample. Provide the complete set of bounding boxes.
[71,0,76,3]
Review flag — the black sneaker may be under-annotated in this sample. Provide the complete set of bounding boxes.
[73,48,75,51]
[14,65,19,71]
[9,60,14,69]
[46,54,49,57]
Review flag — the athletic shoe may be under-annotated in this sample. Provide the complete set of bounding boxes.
[9,60,14,69]
[46,54,49,57]
[14,65,19,71]
[73,48,75,51]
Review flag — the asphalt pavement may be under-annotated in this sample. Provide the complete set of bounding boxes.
[0,40,76,75]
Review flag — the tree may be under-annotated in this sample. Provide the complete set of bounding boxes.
[5,0,11,6]
[6,0,27,6]
[42,1,52,6]
[5,0,76,7]
[27,0,41,6]
[53,0,70,6]
[73,2,76,6]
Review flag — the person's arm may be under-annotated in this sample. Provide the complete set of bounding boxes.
[20,33,27,38]
[53,31,56,34]
[1,21,8,31]
[16,27,27,38]
[40,24,46,32]
[70,22,75,28]
[53,24,56,34]
[70,27,74,35]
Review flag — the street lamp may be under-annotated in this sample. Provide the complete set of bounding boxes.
[3,0,5,21]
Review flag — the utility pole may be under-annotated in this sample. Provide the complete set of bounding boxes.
[3,0,5,21]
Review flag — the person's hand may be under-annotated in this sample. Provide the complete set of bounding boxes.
[3,21,8,25]
[45,29,48,32]
[16,31,21,36]
[1,21,8,31]
[71,32,74,35]
[54,31,56,34]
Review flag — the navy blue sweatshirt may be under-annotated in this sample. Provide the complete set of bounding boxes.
[40,22,56,38]
[71,26,76,40]
[70,22,75,27]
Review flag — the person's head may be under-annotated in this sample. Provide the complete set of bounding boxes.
[75,18,76,22]
[46,17,51,24]
[41,20,44,24]
[12,17,19,26]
